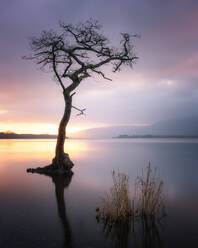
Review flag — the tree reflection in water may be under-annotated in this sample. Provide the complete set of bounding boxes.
[51,174,73,248]
[28,171,73,248]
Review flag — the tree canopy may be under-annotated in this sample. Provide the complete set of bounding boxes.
[26,19,138,93]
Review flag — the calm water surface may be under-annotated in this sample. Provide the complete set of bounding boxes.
[0,138,198,248]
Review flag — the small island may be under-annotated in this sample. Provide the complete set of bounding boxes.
[114,134,198,139]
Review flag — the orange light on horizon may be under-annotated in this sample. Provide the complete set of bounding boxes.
[0,122,95,135]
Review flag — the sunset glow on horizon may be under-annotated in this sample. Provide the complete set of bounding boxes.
[0,122,91,135]
[0,121,149,135]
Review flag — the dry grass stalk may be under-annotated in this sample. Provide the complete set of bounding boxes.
[99,171,133,222]
[134,162,164,217]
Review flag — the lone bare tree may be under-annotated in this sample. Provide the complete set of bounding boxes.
[25,19,138,174]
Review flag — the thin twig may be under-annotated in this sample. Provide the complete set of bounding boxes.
[72,105,86,116]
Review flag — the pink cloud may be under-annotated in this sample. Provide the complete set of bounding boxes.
[170,53,198,78]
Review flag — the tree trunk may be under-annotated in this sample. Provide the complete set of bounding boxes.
[54,90,73,169]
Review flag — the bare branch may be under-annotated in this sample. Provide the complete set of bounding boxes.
[62,57,72,77]
[52,45,65,90]
[91,68,112,81]
[72,105,86,116]
[71,92,76,97]
[24,19,139,93]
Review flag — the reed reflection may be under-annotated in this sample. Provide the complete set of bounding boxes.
[98,216,164,248]
[132,217,164,248]
[101,219,131,248]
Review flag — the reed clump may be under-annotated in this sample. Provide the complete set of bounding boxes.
[98,171,133,223]
[134,162,165,217]
[97,163,165,223]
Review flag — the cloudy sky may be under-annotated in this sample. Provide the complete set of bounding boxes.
[0,0,198,134]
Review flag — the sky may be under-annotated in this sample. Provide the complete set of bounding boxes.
[0,0,198,134]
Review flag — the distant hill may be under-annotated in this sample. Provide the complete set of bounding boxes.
[70,125,138,139]
[134,116,198,136]
[0,132,57,139]
[114,134,198,139]
[70,116,198,138]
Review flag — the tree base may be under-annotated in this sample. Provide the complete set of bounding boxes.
[27,153,74,176]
